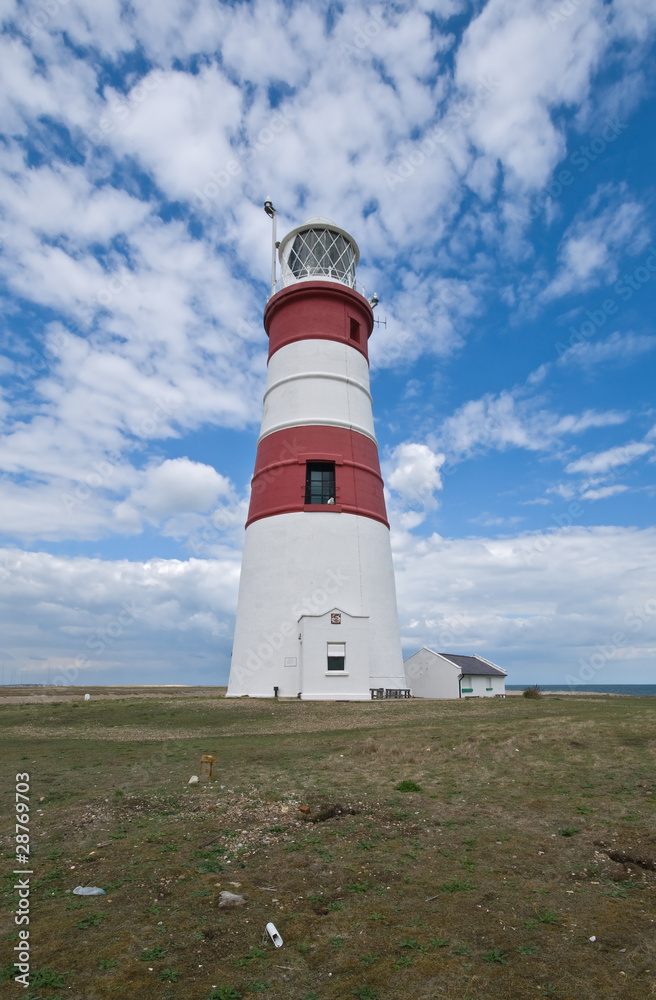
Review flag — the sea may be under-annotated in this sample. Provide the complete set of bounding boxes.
[506,684,656,697]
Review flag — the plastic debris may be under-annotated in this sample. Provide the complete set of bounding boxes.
[84,693,90,701]
[218,891,246,907]
[73,886,105,895]
[188,775,199,785]
[589,936,596,942]
[266,922,283,947]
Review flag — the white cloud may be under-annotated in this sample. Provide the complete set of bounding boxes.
[470,513,524,527]
[384,442,445,518]
[0,547,240,685]
[437,389,627,459]
[566,441,653,474]
[106,66,244,198]
[117,458,234,526]
[558,331,656,368]
[579,483,629,500]
[455,0,606,190]
[543,183,650,299]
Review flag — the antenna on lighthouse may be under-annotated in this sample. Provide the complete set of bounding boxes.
[264,197,277,297]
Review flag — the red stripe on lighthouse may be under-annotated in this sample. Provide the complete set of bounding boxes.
[263,281,374,363]
[246,425,388,528]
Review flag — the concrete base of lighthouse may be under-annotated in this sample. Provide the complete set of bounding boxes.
[228,511,405,699]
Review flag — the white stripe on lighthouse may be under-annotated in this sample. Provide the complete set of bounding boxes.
[263,371,373,405]
[228,511,406,699]
[259,339,375,443]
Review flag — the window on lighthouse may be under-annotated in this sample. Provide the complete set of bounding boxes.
[305,462,336,505]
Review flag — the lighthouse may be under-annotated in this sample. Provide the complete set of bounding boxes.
[227,211,406,700]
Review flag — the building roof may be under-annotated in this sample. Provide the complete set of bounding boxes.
[437,652,506,677]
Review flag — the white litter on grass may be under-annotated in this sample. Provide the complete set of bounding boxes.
[84,694,90,701]
[188,775,199,785]
[589,936,596,942]
[73,886,105,895]
[266,922,283,947]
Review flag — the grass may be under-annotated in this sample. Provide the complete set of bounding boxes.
[394,780,422,792]
[0,687,655,999]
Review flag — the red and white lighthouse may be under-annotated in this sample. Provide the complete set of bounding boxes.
[227,213,405,700]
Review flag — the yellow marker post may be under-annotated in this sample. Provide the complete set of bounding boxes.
[199,754,215,781]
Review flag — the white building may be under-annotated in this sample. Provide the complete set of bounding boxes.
[227,213,406,700]
[404,649,507,698]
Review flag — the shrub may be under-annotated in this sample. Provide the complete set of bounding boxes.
[482,948,507,963]
[523,685,542,699]
[196,859,223,874]
[31,968,67,988]
[140,945,167,960]
[441,879,475,893]
[558,826,581,837]
[395,780,422,792]
[158,968,180,982]
[347,881,373,893]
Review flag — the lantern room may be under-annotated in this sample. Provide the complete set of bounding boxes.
[278,216,359,289]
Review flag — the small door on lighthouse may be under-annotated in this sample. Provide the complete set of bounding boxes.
[298,608,370,701]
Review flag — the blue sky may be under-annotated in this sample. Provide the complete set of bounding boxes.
[1,0,655,688]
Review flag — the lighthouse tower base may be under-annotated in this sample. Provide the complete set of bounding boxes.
[228,511,405,699]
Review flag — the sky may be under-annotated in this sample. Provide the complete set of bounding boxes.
[1,0,655,689]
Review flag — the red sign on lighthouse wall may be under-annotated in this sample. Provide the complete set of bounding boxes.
[228,215,405,700]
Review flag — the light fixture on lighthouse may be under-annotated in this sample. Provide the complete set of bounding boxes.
[278,217,358,289]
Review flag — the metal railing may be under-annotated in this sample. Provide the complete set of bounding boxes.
[269,273,369,299]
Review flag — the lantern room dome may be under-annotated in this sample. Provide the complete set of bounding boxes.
[278,217,360,289]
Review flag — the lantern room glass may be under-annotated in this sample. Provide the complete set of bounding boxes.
[288,228,356,286]
[279,220,359,290]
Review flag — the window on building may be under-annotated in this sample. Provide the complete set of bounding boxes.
[305,462,336,505]
[349,317,360,342]
[327,642,345,671]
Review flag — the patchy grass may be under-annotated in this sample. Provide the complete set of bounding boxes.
[394,780,422,793]
[0,688,655,998]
